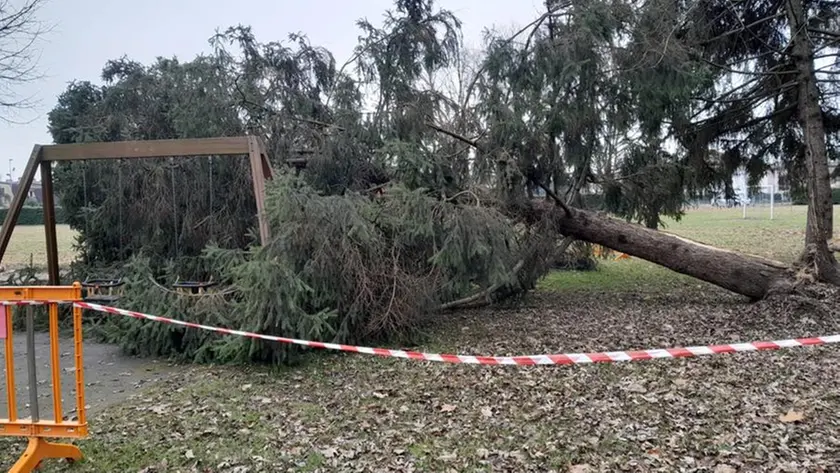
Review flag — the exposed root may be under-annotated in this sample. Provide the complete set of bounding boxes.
[796,242,840,286]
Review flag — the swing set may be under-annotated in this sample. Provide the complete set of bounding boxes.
[0,136,274,299]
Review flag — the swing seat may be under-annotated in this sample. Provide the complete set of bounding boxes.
[81,278,124,303]
[82,294,122,304]
[171,280,217,295]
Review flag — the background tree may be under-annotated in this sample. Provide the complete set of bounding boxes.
[49,56,252,276]
[665,0,840,282]
[0,0,49,118]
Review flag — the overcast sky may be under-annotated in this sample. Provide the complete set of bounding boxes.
[0,0,544,181]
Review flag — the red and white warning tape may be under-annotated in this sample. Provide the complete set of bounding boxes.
[4,299,839,365]
[71,301,840,366]
[1,300,75,306]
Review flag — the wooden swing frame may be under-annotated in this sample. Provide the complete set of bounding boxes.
[0,136,274,285]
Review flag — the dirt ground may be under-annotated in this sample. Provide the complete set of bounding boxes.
[1,331,175,421]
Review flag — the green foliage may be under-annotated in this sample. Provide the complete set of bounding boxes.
[0,206,67,225]
[602,146,691,228]
[93,257,241,363]
[98,173,549,363]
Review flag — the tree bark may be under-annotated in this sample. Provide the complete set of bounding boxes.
[550,207,791,299]
[786,0,840,284]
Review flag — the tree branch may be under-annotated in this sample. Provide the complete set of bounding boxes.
[425,121,483,150]
[532,178,573,217]
[438,259,525,311]
[425,121,574,217]
[458,1,573,116]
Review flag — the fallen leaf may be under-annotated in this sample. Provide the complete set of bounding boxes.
[481,406,493,418]
[149,404,169,415]
[440,404,457,412]
[779,410,804,423]
[569,464,594,473]
[241,384,252,392]
[184,449,195,460]
[372,391,387,399]
[253,396,272,404]
[714,465,737,473]
[437,452,457,462]
[625,382,647,394]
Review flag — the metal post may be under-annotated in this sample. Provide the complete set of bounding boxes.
[48,303,63,423]
[25,306,39,422]
[3,305,17,421]
[73,302,86,426]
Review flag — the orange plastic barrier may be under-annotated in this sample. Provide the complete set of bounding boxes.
[1,283,86,472]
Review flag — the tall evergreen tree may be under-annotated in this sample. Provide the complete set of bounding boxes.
[665,0,840,282]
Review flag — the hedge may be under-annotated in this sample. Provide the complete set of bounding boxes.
[791,188,840,206]
[0,206,68,225]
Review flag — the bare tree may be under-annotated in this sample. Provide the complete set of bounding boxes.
[0,0,49,117]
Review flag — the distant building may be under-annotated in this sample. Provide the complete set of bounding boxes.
[0,181,11,207]
[732,168,782,195]
[0,180,43,207]
[733,164,840,195]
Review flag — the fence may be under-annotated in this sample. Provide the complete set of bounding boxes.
[689,186,794,219]
[1,283,86,473]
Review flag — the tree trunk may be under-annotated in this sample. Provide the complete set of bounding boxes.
[551,208,791,299]
[786,0,840,284]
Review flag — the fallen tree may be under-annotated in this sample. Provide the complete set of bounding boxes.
[455,0,840,301]
[545,205,793,299]
[428,124,799,301]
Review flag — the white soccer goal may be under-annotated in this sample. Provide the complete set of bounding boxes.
[734,184,793,220]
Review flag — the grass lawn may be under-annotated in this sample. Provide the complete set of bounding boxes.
[0,224,78,270]
[3,205,840,472]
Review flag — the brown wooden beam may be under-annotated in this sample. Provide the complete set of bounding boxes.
[256,137,274,180]
[40,161,60,284]
[248,136,271,246]
[0,146,43,266]
[40,137,251,161]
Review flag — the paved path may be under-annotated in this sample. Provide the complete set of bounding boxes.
[1,331,174,421]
